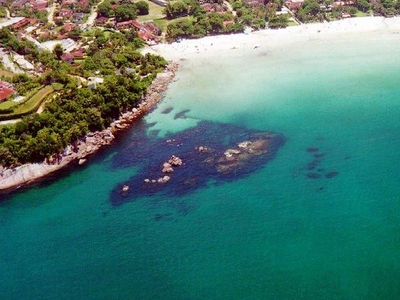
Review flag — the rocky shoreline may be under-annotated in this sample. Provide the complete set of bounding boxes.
[0,62,179,194]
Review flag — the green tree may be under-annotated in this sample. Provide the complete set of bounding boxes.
[98,1,114,17]
[356,0,370,12]
[164,1,188,19]
[115,4,138,22]
[53,43,64,59]
[136,1,149,15]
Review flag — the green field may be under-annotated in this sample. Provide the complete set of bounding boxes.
[13,85,55,114]
[137,0,168,30]
[0,69,14,78]
[0,84,61,120]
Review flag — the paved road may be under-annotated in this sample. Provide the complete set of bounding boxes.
[47,3,56,25]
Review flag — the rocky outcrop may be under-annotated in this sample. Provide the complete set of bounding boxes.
[109,120,286,205]
[162,162,174,173]
[216,139,270,174]
[0,62,179,193]
[145,156,182,183]
[168,155,182,166]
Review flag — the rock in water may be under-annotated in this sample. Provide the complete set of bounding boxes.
[109,120,285,206]
[325,171,339,178]
[307,172,322,179]
[162,163,174,173]
[168,156,183,166]
[307,147,319,153]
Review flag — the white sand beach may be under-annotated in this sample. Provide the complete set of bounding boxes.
[149,17,400,61]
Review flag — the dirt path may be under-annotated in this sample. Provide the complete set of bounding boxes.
[47,3,56,25]
[85,0,107,26]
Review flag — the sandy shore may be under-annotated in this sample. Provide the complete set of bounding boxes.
[0,62,179,193]
[148,17,400,61]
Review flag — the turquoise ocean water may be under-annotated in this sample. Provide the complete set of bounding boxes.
[2,31,400,299]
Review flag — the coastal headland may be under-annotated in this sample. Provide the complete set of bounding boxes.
[0,62,179,194]
[2,16,400,194]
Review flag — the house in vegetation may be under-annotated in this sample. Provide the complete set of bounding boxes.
[201,3,214,12]
[332,0,355,7]
[63,22,77,32]
[285,0,304,12]
[61,0,76,7]
[13,18,33,31]
[222,20,235,27]
[143,22,161,36]
[70,48,85,59]
[115,20,160,44]
[0,81,15,103]
[95,16,109,25]
[115,20,135,30]
[60,52,74,63]
[59,8,74,19]
[73,12,84,23]
[148,0,167,7]
[30,0,48,11]
[87,77,104,89]
[13,54,34,70]
[11,0,30,8]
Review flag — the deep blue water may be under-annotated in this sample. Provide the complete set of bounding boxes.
[2,31,400,299]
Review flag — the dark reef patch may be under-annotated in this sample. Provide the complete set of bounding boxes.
[307,172,322,179]
[161,107,173,114]
[301,141,340,182]
[109,120,285,206]
[307,147,319,153]
[174,109,190,120]
[325,171,339,178]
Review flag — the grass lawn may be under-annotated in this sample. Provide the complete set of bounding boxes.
[355,11,371,17]
[0,69,14,78]
[137,0,166,22]
[13,85,55,114]
[0,100,15,110]
[287,20,299,26]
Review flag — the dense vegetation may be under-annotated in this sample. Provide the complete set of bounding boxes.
[165,0,244,40]
[98,0,150,20]
[0,27,167,167]
[1,0,399,169]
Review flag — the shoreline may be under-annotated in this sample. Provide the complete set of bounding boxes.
[148,16,400,61]
[0,62,179,194]
[2,15,400,194]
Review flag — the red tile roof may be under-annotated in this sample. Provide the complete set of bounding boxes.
[0,82,14,102]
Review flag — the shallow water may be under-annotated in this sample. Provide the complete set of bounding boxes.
[2,31,400,299]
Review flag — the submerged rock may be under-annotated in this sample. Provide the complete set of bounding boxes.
[162,163,174,173]
[325,171,339,178]
[173,109,190,120]
[307,172,322,179]
[307,147,319,153]
[168,155,182,166]
[109,120,285,206]
[161,107,173,114]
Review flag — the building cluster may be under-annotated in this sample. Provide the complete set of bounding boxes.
[284,0,356,13]
[11,0,49,11]
[93,16,161,44]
